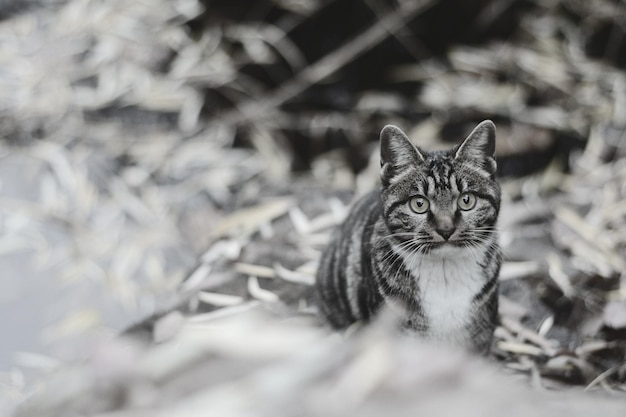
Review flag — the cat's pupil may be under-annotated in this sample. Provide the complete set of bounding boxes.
[463,195,470,204]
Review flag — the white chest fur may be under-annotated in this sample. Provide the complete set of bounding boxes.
[396,245,486,344]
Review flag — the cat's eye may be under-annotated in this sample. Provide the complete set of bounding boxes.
[409,196,430,214]
[458,193,477,210]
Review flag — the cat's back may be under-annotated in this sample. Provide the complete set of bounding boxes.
[315,190,382,328]
[335,190,381,238]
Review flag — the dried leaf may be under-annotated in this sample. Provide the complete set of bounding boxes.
[213,198,293,239]
[247,276,280,303]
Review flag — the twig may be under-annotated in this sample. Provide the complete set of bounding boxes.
[210,0,436,127]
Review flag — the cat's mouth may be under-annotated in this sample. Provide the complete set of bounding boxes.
[428,239,466,249]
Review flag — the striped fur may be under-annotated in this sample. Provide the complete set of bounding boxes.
[316,121,501,354]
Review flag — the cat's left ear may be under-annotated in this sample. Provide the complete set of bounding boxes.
[454,120,497,176]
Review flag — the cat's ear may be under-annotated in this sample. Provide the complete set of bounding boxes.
[380,125,424,184]
[454,120,497,175]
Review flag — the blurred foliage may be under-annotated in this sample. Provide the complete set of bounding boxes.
[1,1,626,411]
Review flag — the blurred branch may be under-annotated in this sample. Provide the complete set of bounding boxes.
[212,0,436,127]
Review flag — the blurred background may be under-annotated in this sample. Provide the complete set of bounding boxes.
[1,0,626,403]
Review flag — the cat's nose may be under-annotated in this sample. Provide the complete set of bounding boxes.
[435,226,455,240]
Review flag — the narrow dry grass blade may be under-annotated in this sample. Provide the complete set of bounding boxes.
[213,198,294,239]
[545,252,575,298]
[289,206,311,235]
[497,341,545,356]
[500,317,558,355]
[181,264,212,292]
[499,261,543,281]
[235,263,275,278]
[274,263,315,286]
[188,302,262,323]
[585,365,620,391]
[247,276,280,303]
[197,292,245,307]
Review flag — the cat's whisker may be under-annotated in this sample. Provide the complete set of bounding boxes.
[380,239,428,277]
[466,237,501,252]
[371,232,432,248]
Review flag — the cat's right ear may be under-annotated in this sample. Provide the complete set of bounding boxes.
[380,125,424,185]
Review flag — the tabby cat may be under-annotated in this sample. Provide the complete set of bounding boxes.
[315,120,501,353]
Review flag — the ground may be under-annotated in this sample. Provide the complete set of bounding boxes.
[0,0,625,415]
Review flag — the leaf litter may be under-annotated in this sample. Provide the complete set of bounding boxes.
[1,0,626,415]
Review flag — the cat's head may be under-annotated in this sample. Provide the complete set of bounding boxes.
[379,120,500,254]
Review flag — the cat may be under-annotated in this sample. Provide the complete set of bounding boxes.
[315,120,501,354]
